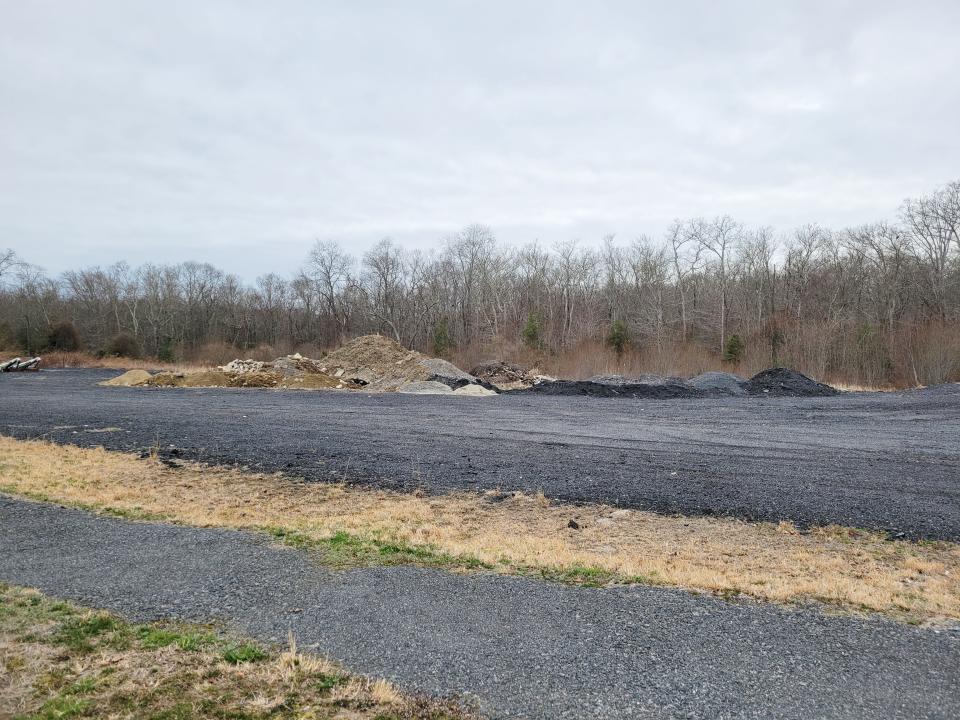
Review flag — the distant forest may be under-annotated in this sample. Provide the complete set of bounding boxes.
[2,179,958,387]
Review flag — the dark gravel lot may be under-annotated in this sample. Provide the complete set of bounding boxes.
[2,496,957,720]
[2,369,959,540]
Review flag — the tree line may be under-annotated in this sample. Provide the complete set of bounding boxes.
[2,180,958,386]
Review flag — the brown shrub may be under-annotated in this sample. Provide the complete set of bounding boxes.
[106,332,141,358]
[47,321,82,351]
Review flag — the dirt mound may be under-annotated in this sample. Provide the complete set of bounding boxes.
[322,335,480,391]
[688,371,747,396]
[144,370,277,388]
[142,369,352,390]
[100,369,152,387]
[745,368,838,397]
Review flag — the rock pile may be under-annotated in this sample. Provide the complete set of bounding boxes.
[688,371,748,396]
[218,359,268,373]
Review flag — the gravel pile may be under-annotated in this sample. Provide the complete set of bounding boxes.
[689,371,748,396]
[745,368,839,397]
[397,380,454,395]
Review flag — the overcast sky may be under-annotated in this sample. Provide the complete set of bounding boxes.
[2,1,959,280]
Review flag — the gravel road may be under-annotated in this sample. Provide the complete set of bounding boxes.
[2,369,959,539]
[2,495,957,719]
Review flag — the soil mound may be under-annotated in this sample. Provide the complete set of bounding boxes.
[322,335,479,391]
[745,368,838,397]
[142,369,351,390]
[100,369,152,387]
[688,371,747,396]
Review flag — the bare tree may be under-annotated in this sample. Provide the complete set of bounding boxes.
[306,240,354,344]
[689,215,742,350]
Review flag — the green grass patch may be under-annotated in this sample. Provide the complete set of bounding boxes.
[221,642,267,665]
[24,694,91,719]
[266,526,494,573]
[52,613,117,652]
[138,626,217,651]
[315,672,347,691]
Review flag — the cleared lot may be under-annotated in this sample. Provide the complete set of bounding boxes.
[1,369,959,539]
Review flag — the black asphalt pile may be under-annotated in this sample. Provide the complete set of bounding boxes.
[527,374,701,399]
[689,371,748,396]
[746,367,839,397]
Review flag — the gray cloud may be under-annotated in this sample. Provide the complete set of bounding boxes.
[2,0,958,278]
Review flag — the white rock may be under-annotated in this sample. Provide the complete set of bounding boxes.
[452,384,497,397]
[397,380,454,394]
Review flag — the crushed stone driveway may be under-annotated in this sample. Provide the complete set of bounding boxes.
[2,369,960,540]
[1,496,958,719]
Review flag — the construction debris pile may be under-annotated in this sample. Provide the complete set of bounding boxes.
[99,335,496,395]
[96,335,839,399]
[1,357,40,372]
[469,361,553,390]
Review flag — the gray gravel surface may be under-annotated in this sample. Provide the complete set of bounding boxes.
[2,495,958,719]
[1,369,959,539]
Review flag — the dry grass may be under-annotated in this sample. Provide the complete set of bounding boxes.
[0,584,474,719]
[829,382,902,393]
[1,437,958,624]
[38,350,202,373]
